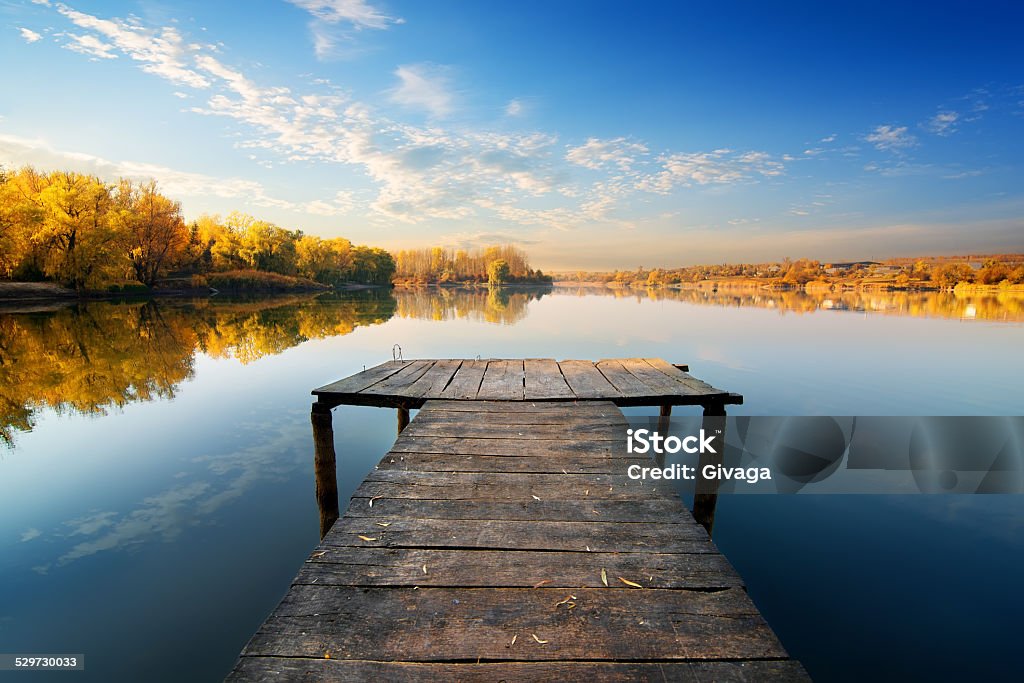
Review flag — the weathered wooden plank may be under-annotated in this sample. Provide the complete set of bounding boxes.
[323,517,708,552]
[343,497,686,522]
[359,470,667,495]
[438,360,488,399]
[644,357,723,395]
[558,359,619,399]
[360,360,435,395]
[351,478,672,503]
[596,358,656,395]
[420,400,606,413]
[229,659,810,682]
[404,359,463,398]
[374,452,651,474]
[524,358,576,399]
[296,548,741,588]
[243,586,787,661]
[312,360,407,396]
[399,421,625,440]
[476,359,525,400]
[388,435,623,457]
[615,358,698,397]
[412,412,625,427]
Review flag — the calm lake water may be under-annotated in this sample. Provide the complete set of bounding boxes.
[1,286,1022,681]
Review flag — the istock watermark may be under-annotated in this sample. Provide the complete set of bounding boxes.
[621,416,1024,494]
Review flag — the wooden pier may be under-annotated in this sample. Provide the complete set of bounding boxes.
[228,359,808,681]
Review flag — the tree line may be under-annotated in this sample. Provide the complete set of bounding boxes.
[0,165,395,290]
[393,245,551,284]
[564,256,1024,289]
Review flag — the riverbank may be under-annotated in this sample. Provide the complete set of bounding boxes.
[0,271,386,305]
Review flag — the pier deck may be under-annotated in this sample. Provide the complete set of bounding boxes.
[229,360,808,680]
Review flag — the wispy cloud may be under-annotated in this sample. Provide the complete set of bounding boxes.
[20,528,41,542]
[924,110,959,136]
[286,0,402,59]
[390,64,455,118]
[286,0,401,29]
[638,149,784,192]
[0,133,351,217]
[56,4,211,88]
[505,99,525,117]
[18,27,42,43]
[865,124,917,152]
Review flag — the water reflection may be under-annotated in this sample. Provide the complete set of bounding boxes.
[393,285,548,324]
[3,283,1021,445]
[0,291,395,445]
[553,284,1024,322]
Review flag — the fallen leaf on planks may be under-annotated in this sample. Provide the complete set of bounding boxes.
[375,522,391,527]
[554,595,577,607]
[619,577,643,589]
[532,579,551,589]
[422,564,428,575]
[600,568,608,586]
[531,495,541,501]
[357,535,378,541]
[531,634,548,644]
[369,496,383,507]
[509,634,517,647]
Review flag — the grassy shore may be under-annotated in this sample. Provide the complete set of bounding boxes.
[0,270,338,302]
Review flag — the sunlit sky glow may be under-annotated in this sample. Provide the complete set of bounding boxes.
[1,0,1022,269]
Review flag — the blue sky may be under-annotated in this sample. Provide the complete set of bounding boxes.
[1,0,1022,269]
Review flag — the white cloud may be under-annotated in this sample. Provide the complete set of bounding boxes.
[865,124,916,151]
[566,137,648,171]
[62,32,117,59]
[820,133,837,143]
[20,528,41,542]
[924,110,959,136]
[56,5,211,88]
[0,133,346,218]
[18,27,43,43]
[286,0,401,29]
[637,148,784,192]
[390,64,455,118]
[505,99,525,116]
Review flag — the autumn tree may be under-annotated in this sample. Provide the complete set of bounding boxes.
[488,259,510,285]
[114,180,189,286]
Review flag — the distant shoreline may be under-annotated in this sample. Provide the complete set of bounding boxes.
[552,278,1024,295]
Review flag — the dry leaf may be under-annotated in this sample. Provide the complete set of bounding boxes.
[532,579,551,589]
[357,535,377,541]
[585,545,591,552]
[531,495,541,501]
[619,577,643,589]
[369,496,383,507]
[567,602,576,609]
[562,469,568,475]
[531,634,548,644]
[324,652,331,659]
[311,551,326,558]
[554,595,575,607]
[584,489,589,496]
[510,634,518,647]
[600,568,608,586]
[422,564,428,575]
[375,522,391,527]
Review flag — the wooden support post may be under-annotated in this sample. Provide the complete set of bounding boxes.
[693,401,726,536]
[311,400,340,539]
[655,404,673,467]
[396,407,410,435]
